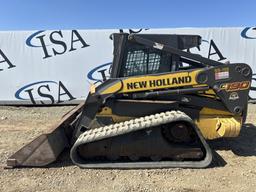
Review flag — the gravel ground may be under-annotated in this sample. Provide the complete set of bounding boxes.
[0,105,256,192]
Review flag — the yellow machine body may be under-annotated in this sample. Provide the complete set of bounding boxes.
[195,108,242,140]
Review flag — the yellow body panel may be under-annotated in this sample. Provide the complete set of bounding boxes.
[195,108,242,140]
[98,107,133,122]
[101,70,203,95]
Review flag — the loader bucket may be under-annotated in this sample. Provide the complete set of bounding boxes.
[6,103,84,168]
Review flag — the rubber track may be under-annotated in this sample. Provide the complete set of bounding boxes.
[70,110,212,169]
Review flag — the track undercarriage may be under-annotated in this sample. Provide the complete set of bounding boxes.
[70,111,212,168]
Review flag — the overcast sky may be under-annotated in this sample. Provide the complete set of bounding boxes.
[0,0,255,30]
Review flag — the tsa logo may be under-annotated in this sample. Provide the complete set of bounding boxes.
[26,30,90,59]
[15,81,76,104]
[241,27,256,39]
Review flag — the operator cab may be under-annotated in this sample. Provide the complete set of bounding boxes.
[110,33,202,78]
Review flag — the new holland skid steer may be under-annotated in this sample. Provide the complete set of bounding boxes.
[7,33,253,169]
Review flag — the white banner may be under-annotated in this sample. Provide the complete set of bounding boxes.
[0,27,255,105]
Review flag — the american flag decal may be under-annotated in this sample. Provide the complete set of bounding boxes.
[215,71,229,80]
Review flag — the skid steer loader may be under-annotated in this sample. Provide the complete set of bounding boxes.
[7,33,253,169]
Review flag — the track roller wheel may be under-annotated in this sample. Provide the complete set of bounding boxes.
[162,122,194,143]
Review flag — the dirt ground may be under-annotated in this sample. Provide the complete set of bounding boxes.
[0,105,255,192]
